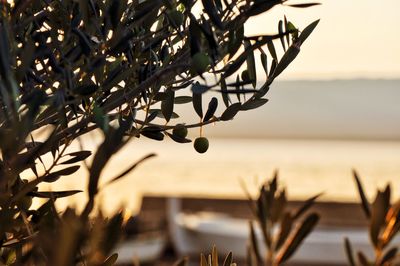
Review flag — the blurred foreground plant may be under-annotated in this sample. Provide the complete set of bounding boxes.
[170,246,235,266]
[344,171,400,266]
[245,173,321,266]
[126,246,235,266]
[199,246,236,266]
[0,0,319,264]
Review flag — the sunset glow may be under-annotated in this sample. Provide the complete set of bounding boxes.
[246,0,400,79]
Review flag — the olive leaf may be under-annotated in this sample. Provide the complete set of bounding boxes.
[260,49,268,77]
[43,166,80,183]
[271,44,300,80]
[284,16,290,47]
[298,19,320,45]
[380,247,398,265]
[28,190,82,199]
[344,237,356,266]
[288,3,321,8]
[61,151,92,165]
[276,213,319,263]
[220,78,231,108]
[244,40,257,88]
[104,153,156,186]
[204,97,218,122]
[141,127,165,141]
[369,186,390,247]
[193,88,203,119]
[293,193,322,220]
[278,20,286,51]
[174,96,193,104]
[192,82,210,94]
[267,41,277,61]
[353,169,371,218]
[161,89,175,122]
[241,98,268,111]
[220,102,241,121]
[227,26,244,59]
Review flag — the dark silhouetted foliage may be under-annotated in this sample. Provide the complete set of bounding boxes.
[0,0,318,264]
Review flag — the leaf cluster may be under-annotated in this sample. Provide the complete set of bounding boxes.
[246,172,321,266]
[345,171,400,266]
[200,246,235,266]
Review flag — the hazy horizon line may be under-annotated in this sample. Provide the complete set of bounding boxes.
[206,135,400,142]
[278,77,400,82]
[217,75,400,83]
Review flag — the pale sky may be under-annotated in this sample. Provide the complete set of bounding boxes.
[246,0,400,79]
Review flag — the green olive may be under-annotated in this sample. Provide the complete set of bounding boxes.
[194,137,209,154]
[173,125,188,138]
[168,10,184,27]
[241,70,250,82]
[192,52,210,74]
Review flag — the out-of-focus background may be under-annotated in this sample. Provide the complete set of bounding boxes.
[33,0,400,216]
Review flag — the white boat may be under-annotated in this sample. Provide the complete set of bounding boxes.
[167,198,400,265]
[113,232,167,264]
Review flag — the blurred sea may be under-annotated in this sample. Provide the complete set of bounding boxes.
[32,79,400,214]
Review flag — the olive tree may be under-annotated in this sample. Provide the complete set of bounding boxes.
[0,0,319,264]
